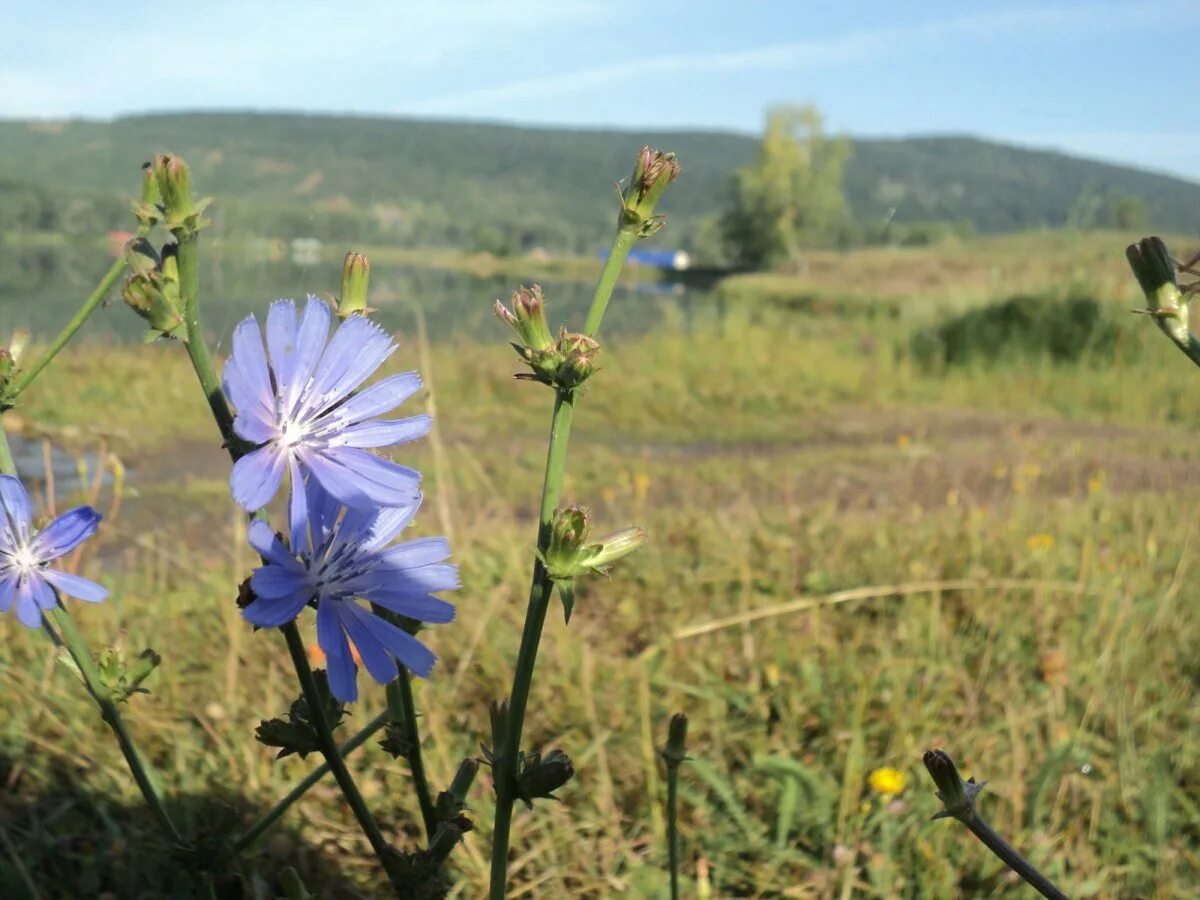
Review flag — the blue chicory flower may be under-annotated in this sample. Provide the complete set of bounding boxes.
[223,297,430,515]
[0,475,107,627]
[242,476,457,702]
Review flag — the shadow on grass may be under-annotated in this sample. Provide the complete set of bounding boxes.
[0,752,387,899]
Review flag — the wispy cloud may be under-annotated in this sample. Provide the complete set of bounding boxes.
[403,3,1159,113]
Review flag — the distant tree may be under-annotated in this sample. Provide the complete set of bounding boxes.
[1105,192,1147,230]
[720,105,851,270]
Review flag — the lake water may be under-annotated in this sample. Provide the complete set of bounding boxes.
[0,246,718,347]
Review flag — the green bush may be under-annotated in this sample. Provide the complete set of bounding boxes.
[911,292,1142,369]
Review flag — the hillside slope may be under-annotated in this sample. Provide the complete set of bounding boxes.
[1,113,1196,249]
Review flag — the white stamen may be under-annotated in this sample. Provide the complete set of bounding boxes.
[280,420,306,447]
[9,545,39,574]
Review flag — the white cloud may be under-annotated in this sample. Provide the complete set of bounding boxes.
[403,3,1171,113]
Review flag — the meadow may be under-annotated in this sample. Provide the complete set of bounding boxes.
[0,232,1197,898]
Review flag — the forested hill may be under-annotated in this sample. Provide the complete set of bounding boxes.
[2,112,1198,252]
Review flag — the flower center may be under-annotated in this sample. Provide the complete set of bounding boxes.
[8,544,39,575]
[280,419,307,448]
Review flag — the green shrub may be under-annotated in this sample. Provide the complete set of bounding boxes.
[911,292,1142,369]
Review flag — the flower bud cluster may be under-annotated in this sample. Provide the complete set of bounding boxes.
[133,154,212,239]
[541,505,647,621]
[495,286,600,389]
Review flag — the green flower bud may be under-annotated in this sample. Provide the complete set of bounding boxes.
[95,646,162,703]
[496,285,555,353]
[122,272,185,340]
[515,748,574,809]
[131,161,163,230]
[1127,236,1194,349]
[555,331,600,388]
[151,153,212,237]
[542,507,646,621]
[436,758,480,823]
[661,712,689,769]
[123,236,161,277]
[338,251,372,318]
[923,749,987,822]
[619,146,680,237]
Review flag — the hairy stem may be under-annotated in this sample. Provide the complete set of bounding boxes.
[388,672,438,841]
[44,608,185,844]
[7,258,127,401]
[489,389,576,898]
[282,624,402,889]
[232,710,390,852]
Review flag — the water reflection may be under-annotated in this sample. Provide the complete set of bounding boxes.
[0,245,715,345]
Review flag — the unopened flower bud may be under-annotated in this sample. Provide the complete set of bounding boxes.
[662,712,689,769]
[151,153,211,237]
[338,251,372,318]
[96,646,162,703]
[130,162,163,231]
[620,146,680,237]
[1127,235,1191,348]
[123,272,185,340]
[516,748,574,809]
[550,504,589,554]
[555,331,600,388]
[498,285,555,353]
[123,237,161,277]
[923,749,986,822]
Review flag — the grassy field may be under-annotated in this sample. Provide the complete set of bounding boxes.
[1,233,1198,898]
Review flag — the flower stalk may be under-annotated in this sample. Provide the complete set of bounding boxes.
[386,669,438,841]
[281,623,401,884]
[43,607,185,845]
[923,750,1067,900]
[489,145,678,898]
[662,713,689,900]
[0,417,183,846]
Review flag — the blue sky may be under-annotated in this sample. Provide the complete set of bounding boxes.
[2,0,1198,179]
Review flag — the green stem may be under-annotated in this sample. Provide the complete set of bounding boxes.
[388,672,437,841]
[963,815,1067,900]
[44,608,185,844]
[0,425,14,477]
[6,258,127,401]
[233,710,390,852]
[583,228,637,338]
[281,623,402,890]
[489,215,637,897]
[489,389,576,899]
[176,234,235,443]
[667,765,681,900]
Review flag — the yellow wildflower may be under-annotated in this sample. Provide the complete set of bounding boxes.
[1026,533,1055,552]
[868,767,907,796]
